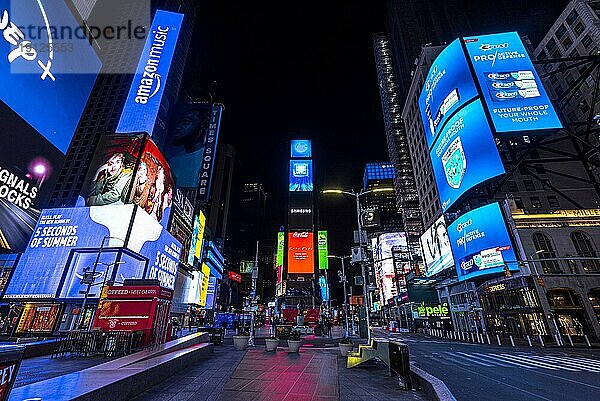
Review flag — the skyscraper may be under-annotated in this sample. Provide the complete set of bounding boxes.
[373,33,423,252]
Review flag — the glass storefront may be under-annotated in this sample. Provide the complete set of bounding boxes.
[589,288,600,325]
[16,303,62,334]
[547,288,592,337]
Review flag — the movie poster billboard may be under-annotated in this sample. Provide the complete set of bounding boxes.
[164,103,212,188]
[372,232,408,304]
[0,0,102,252]
[78,134,174,227]
[287,231,314,274]
[447,202,518,281]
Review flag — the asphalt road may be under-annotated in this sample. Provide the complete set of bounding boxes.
[373,329,600,401]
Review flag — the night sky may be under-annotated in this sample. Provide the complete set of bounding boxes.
[201,1,570,267]
[206,2,387,256]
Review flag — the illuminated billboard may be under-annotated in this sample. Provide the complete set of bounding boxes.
[4,205,182,298]
[0,0,102,252]
[196,104,223,203]
[463,32,562,133]
[187,211,206,267]
[419,39,479,149]
[289,160,313,192]
[78,134,175,227]
[164,103,211,188]
[199,263,211,307]
[420,216,454,277]
[430,100,505,212]
[447,202,518,281]
[318,276,329,302]
[318,231,329,270]
[287,231,314,274]
[291,140,312,158]
[0,0,101,153]
[205,276,217,309]
[372,232,408,304]
[276,232,285,267]
[116,10,184,135]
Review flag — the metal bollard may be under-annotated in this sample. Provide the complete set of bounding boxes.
[567,334,573,347]
[486,333,491,345]
[554,334,562,346]
[584,335,591,347]
[526,335,532,347]
[496,334,501,346]
[480,334,484,344]
[510,335,515,347]
[538,334,545,347]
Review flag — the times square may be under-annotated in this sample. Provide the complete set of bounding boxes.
[0,1,600,400]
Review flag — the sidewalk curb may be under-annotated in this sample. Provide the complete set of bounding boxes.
[410,365,457,401]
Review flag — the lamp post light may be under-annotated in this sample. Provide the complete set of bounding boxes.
[322,186,394,342]
[77,236,125,330]
[328,254,351,337]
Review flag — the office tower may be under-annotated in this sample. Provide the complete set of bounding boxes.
[373,33,423,253]
[49,0,197,207]
[362,163,404,234]
[207,145,236,248]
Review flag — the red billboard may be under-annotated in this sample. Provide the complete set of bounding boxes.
[228,271,242,283]
[288,231,315,274]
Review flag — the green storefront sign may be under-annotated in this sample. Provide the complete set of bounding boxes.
[417,302,450,318]
[276,232,285,267]
[318,230,329,270]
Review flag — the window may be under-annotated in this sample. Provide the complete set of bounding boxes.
[573,21,585,36]
[548,196,560,208]
[546,37,558,53]
[542,180,551,190]
[507,181,519,192]
[566,9,579,25]
[582,34,593,48]
[548,289,580,307]
[530,197,542,208]
[524,180,536,191]
[556,24,567,39]
[571,231,600,273]
[514,197,524,209]
[562,35,573,50]
[532,233,561,274]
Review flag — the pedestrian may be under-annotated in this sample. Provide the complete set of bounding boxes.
[326,319,333,338]
[271,316,277,336]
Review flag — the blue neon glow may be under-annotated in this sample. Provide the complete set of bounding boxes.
[419,39,479,150]
[116,10,184,135]
[318,276,329,302]
[291,140,312,158]
[0,0,101,154]
[430,100,505,212]
[447,202,518,281]
[289,160,313,192]
[4,205,181,298]
[463,32,562,133]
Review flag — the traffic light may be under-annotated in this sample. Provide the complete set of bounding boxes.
[537,277,545,287]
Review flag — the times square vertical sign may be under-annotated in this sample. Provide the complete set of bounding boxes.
[196,103,223,203]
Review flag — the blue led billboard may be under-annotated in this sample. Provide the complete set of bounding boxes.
[291,140,312,158]
[463,32,562,133]
[116,10,184,135]
[447,202,518,281]
[318,275,329,302]
[430,100,505,212]
[4,205,181,298]
[289,160,313,192]
[0,0,102,154]
[419,39,479,149]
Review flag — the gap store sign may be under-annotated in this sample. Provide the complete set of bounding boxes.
[447,202,518,281]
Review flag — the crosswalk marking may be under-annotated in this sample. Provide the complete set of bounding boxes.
[423,351,600,372]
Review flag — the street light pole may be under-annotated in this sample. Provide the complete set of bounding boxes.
[353,192,372,342]
[328,255,351,338]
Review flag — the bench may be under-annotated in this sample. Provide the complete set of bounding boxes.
[347,337,412,390]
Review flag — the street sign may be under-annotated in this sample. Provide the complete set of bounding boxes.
[351,246,366,263]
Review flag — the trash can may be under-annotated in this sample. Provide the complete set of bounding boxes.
[0,345,25,401]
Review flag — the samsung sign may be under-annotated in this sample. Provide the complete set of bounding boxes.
[116,10,184,135]
[463,32,562,133]
[447,202,518,281]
